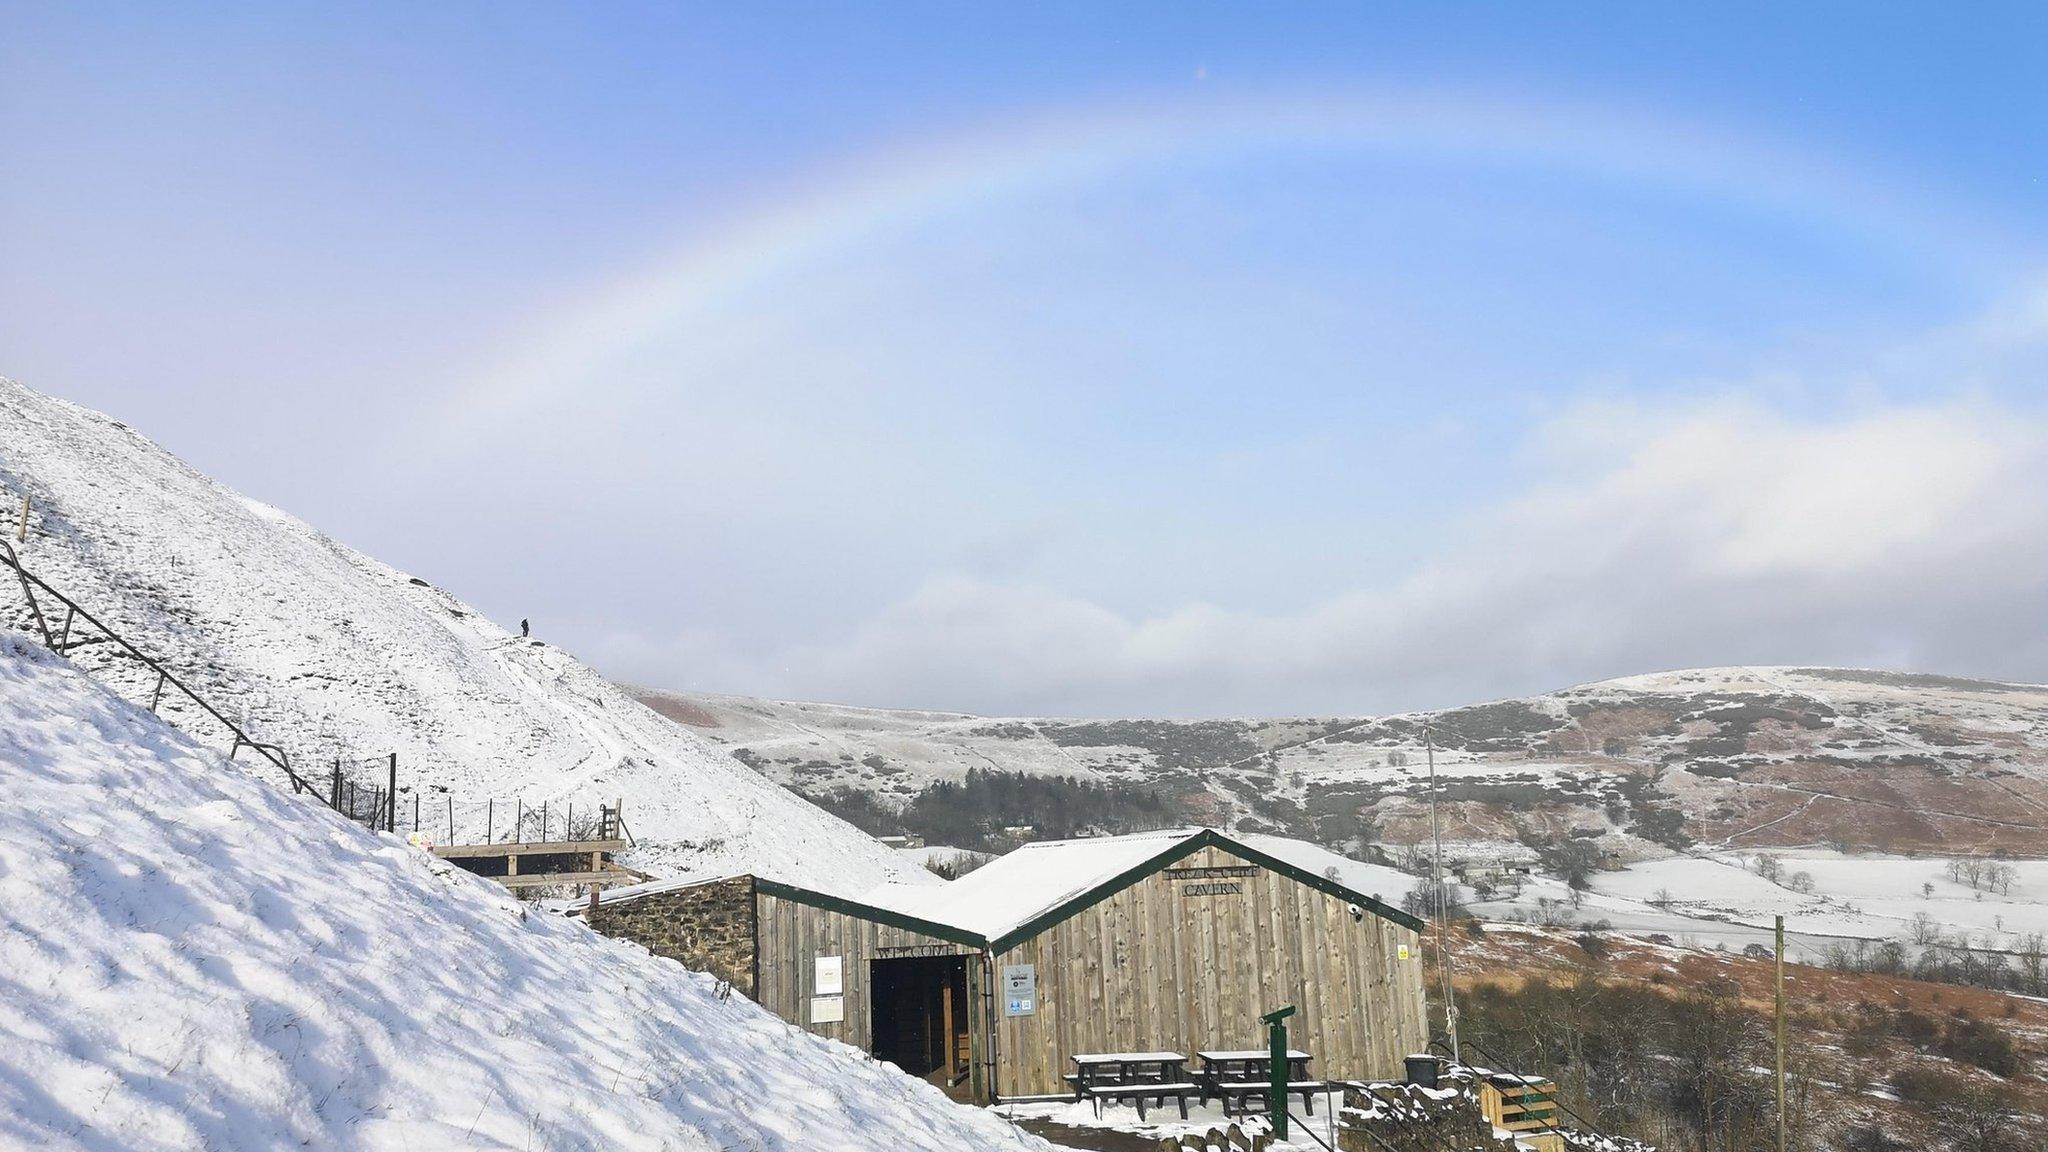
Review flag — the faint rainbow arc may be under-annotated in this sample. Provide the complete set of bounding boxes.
[449,88,1993,424]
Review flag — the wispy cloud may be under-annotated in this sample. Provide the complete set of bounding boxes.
[583,393,2048,717]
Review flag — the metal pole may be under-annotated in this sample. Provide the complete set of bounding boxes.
[1427,726,1460,1062]
[386,753,398,833]
[1776,914,1786,1152]
[1261,1005,1295,1141]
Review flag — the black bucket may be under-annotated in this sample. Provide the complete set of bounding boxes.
[1404,1054,1441,1088]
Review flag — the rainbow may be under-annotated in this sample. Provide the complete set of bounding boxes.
[446,85,1995,427]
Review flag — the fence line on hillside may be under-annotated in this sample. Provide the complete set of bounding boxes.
[1,539,399,833]
[411,793,630,848]
[2,539,319,790]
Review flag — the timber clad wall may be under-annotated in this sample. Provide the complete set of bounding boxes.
[992,845,1427,1098]
[754,892,978,1054]
[587,876,759,997]
[585,833,1429,1106]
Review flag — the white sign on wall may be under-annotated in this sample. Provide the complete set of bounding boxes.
[1002,964,1037,1017]
[810,996,845,1024]
[815,955,843,996]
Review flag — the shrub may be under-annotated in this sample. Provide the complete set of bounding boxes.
[1940,1012,2022,1078]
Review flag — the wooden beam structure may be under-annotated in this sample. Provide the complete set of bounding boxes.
[430,838,640,894]
[497,870,635,890]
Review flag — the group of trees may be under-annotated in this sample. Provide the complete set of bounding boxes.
[1749,852,1816,894]
[1944,858,2019,895]
[1400,877,1469,922]
[799,768,1177,851]
[1826,932,2048,998]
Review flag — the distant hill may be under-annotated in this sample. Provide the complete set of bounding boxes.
[631,666,2048,859]
[0,377,927,892]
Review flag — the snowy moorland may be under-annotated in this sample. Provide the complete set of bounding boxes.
[1468,847,2048,964]
[0,378,926,892]
[639,667,2048,874]
[0,633,1046,1152]
[640,672,2048,958]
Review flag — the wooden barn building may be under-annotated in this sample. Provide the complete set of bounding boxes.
[581,828,1429,1103]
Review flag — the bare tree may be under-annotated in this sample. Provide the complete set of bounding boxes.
[1909,911,1941,946]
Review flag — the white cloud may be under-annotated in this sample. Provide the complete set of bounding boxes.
[581,397,2048,717]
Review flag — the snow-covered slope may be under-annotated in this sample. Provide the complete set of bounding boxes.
[638,667,2048,859]
[0,633,1042,1151]
[0,377,925,891]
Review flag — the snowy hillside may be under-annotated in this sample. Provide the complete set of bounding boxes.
[0,378,926,892]
[0,633,1043,1152]
[637,667,2048,859]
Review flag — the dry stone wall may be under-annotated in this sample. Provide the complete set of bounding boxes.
[588,875,758,997]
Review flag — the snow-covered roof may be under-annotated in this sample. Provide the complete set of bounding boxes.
[848,827,1420,945]
[568,872,741,913]
[1227,831,1412,909]
[574,827,1422,941]
[863,829,1196,940]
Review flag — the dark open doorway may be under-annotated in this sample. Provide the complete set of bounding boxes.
[869,955,970,1093]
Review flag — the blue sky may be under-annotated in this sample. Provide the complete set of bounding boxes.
[5,3,2048,716]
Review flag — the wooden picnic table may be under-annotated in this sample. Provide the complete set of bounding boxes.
[1194,1049,1321,1116]
[1067,1052,1196,1120]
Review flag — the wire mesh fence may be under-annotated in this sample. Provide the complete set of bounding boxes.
[414,794,627,848]
[326,753,396,832]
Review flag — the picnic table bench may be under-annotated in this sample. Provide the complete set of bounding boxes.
[1065,1052,1197,1120]
[1194,1049,1324,1117]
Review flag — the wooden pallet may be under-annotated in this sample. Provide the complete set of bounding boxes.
[1477,1075,1561,1148]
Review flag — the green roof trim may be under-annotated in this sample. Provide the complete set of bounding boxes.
[1216,832,1425,936]
[753,829,1425,956]
[988,831,1215,953]
[987,829,1424,953]
[754,877,989,949]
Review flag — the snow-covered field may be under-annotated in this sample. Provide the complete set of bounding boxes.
[0,633,1045,1152]
[0,378,926,893]
[1470,847,2048,963]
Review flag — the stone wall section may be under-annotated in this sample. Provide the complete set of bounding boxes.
[588,875,758,997]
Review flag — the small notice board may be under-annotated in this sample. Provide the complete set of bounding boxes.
[814,955,843,996]
[1002,964,1036,1017]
